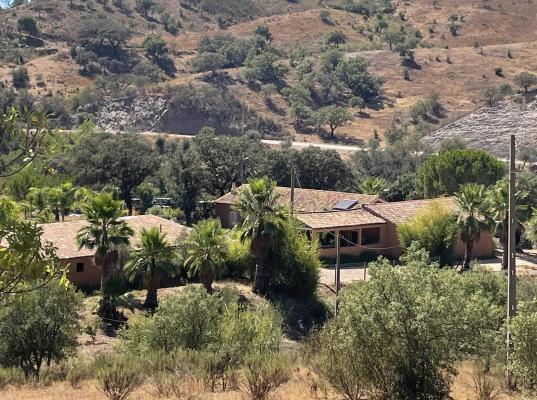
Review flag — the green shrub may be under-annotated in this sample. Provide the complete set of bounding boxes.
[308,258,504,400]
[11,67,30,89]
[0,367,25,389]
[225,231,254,279]
[65,357,93,388]
[0,283,83,378]
[267,219,321,298]
[120,286,232,352]
[511,305,537,391]
[96,353,144,400]
[241,352,292,400]
[17,16,38,35]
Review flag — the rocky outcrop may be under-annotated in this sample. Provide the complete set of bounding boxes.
[77,96,168,132]
[422,99,537,158]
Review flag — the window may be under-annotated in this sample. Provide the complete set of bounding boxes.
[76,262,84,273]
[361,227,380,245]
[340,230,358,247]
[319,231,336,248]
[229,210,239,227]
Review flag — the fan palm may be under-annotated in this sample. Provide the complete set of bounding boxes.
[184,218,227,294]
[485,181,528,269]
[124,227,177,311]
[455,184,488,271]
[235,177,287,295]
[76,192,133,292]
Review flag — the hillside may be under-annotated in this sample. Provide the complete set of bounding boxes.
[1,0,537,146]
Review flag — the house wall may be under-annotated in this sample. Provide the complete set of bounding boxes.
[215,203,232,228]
[314,224,390,260]
[315,222,494,262]
[63,256,100,290]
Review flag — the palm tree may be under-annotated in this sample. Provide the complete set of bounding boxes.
[235,177,286,295]
[486,181,528,269]
[124,227,177,311]
[455,184,488,271]
[184,219,227,294]
[76,192,133,292]
[47,183,76,221]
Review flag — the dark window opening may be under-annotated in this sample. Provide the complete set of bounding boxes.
[319,231,336,248]
[361,227,380,245]
[76,262,84,272]
[341,230,359,247]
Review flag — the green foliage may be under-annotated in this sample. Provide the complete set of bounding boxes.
[136,0,154,16]
[267,219,321,298]
[125,227,178,310]
[514,71,537,92]
[0,283,83,378]
[335,56,384,100]
[143,34,167,57]
[418,149,505,197]
[236,177,287,295]
[190,52,227,75]
[78,18,132,57]
[184,218,227,293]
[323,29,346,48]
[241,353,292,400]
[11,67,30,89]
[397,202,458,265]
[197,33,254,68]
[96,353,145,400]
[17,15,38,35]
[0,367,25,389]
[510,305,537,392]
[309,258,504,400]
[313,105,352,137]
[72,132,158,214]
[245,52,288,83]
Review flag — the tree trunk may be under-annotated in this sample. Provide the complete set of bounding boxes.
[144,279,158,311]
[200,270,214,294]
[501,232,508,270]
[125,192,133,216]
[462,239,473,271]
[252,237,269,295]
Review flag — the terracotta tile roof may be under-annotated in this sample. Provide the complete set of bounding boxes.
[215,185,383,213]
[297,210,386,230]
[39,215,190,260]
[364,197,456,224]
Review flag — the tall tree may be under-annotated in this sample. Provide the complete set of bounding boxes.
[485,181,528,269]
[72,132,158,215]
[76,192,133,299]
[236,178,286,295]
[418,149,505,197]
[455,184,488,271]
[125,227,177,311]
[184,219,227,294]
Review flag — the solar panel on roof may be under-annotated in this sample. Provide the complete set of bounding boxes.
[333,199,359,210]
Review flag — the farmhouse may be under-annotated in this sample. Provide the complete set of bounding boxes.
[39,214,190,290]
[215,186,494,262]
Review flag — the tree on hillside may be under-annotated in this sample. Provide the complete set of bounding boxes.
[76,192,133,305]
[418,149,506,197]
[78,18,132,57]
[455,184,488,271]
[236,178,287,295]
[136,0,154,17]
[143,34,167,57]
[324,29,346,48]
[17,16,38,35]
[245,52,288,83]
[184,219,227,294]
[335,57,384,100]
[254,25,273,43]
[515,71,537,93]
[72,132,158,215]
[125,227,177,310]
[313,105,352,138]
[190,52,227,76]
